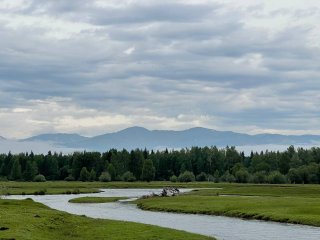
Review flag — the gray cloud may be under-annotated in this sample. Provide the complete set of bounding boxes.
[0,0,320,138]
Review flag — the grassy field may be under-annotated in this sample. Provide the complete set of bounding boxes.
[136,184,320,227]
[0,198,214,240]
[0,181,220,195]
[69,196,127,203]
[2,181,320,227]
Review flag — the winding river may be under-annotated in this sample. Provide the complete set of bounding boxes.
[7,189,320,240]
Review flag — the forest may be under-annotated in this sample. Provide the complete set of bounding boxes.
[1,146,320,184]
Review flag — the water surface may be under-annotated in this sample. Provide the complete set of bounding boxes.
[7,189,320,240]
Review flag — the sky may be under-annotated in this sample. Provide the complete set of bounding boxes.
[1,0,320,138]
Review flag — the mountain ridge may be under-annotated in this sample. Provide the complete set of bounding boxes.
[17,126,320,151]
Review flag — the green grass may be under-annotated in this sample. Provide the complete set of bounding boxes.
[69,197,127,203]
[136,184,320,227]
[0,199,214,240]
[192,183,320,198]
[3,181,320,226]
[0,181,221,195]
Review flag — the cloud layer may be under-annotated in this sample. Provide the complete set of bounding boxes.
[1,0,320,138]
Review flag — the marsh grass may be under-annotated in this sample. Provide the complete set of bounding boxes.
[0,198,214,240]
[136,184,320,227]
[69,197,127,203]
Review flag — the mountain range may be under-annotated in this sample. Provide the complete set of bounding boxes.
[16,126,320,152]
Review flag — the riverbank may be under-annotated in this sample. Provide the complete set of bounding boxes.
[3,181,320,196]
[0,181,219,195]
[0,198,214,240]
[136,184,320,227]
[68,196,127,203]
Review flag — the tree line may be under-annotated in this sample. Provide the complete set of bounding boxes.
[1,146,320,184]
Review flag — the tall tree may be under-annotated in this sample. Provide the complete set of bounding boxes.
[141,159,155,182]
[23,161,38,181]
[10,159,22,180]
[79,167,90,182]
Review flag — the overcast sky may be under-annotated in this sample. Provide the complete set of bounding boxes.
[1,0,320,138]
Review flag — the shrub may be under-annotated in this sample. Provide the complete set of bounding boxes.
[196,172,207,181]
[235,169,250,183]
[89,169,97,182]
[99,172,111,182]
[221,171,236,183]
[72,189,80,194]
[213,170,220,183]
[0,176,8,182]
[207,174,214,182]
[33,174,46,182]
[79,167,90,182]
[267,171,287,184]
[34,189,47,195]
[252,171,267,184]
[170,175,178,182]
[178,171,195,182]
[64,175,75,181]
[122,171,136,182]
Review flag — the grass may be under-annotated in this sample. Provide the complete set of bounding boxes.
[0,181,221,195]
[2,181,320,227]
[192,183,320,198]
[69,197,127,203]
[136,184,320,227]
[0,198,214,240]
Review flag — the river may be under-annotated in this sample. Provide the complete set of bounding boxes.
[7,189,320,240]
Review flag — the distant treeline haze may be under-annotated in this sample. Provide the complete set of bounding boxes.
[1,146,320,184]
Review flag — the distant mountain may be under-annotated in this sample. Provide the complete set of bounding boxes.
[19,126,320,152]
[22,133,88,147]
[0,136,6,141]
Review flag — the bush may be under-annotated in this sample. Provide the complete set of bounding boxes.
[33,174,46,182]
[89,169,97,182]
[99,172,111,182]
[0,176,8,182]
[207,174,214,182]
[170,175,178,182]
[72,189,80,194]
[221,171,236,183]
[213,170,220,183]
[122,171,136,182]
[196,172,207,181]
[252,171,267,183]
[34,189,47,195]
[235,169,250,183]
[178,171,195,182]
[267,171,287,184]
[79,167,90,182]
[64,175,75,181]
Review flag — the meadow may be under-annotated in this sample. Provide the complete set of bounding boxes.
[2,180,320,236]
[0,181,222,195]
[136,183,320,227]
[0,198,214,240]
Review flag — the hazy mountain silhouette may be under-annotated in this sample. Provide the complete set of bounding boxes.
[19,126,320,151]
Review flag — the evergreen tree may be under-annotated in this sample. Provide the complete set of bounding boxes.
[23,161,38,181]
[10,159,22,180]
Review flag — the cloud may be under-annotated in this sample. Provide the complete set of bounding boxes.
[124,46,135,55]
[0,0,320,138]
